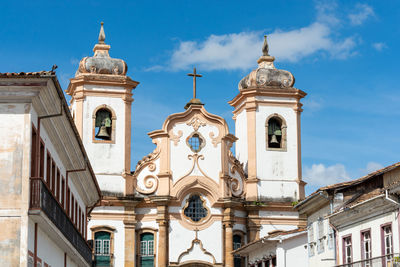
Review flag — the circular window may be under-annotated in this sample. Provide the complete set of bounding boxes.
[183,194,208,222]
[186,132,205,153]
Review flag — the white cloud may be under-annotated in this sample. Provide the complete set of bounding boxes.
[304,163,350,187]
[165,1,360,71]
[304,161,385,189]
[168,23,357,71]
[170,32,261,71]
[372,42,387,51]
[361,161,384,175]
[348,4,375,26]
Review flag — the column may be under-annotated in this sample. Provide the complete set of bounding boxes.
[157,219,168,267]
[224,207,234,267]
[124,204,137,267]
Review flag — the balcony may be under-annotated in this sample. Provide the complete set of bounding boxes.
[29,177,92,265]
[335,253,400,267]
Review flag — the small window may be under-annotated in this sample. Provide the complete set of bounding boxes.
[361,230,371,267]
[183,194,208,222]
[343,236,352,264]
[140,233,154,267]
[186,132,205,153]
[94,231,111,266]
[382,225,393,264]
[233,234,242,267]
[95,109,112,141]
[267,118,282,148]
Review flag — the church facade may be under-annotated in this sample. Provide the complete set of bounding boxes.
[67,24,307,267]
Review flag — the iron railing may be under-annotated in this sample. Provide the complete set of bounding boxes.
[335,253,400,267]
[30,177,92,264]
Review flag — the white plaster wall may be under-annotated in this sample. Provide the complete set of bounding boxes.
[336,211,398,264]
[280,234,308,267]
[307,205,335,267]
[96,174,125,194]
[169,220,222,263]
[170,123,221,184]
[234,110,248,171]
[259,181,299,200]
[92,206,125,213]
[88,219,126,267]
[259,210,299,218]
[255,105,299,182]
[136,207,157,215]
[36,223,82,267]
[37,225,64,266]
[82,85,126,176]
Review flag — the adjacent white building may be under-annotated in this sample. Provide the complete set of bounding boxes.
[296,162,400,267]
[0,72,101,266]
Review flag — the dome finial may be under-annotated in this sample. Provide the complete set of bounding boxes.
[262,35,270,56]
[98,22,106,44]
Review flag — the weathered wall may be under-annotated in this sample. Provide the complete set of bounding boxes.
[0,103,31,266]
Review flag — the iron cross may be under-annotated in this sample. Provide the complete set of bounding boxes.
[187,67,202,99]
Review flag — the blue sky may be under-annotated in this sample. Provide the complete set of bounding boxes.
[1,0,399,195]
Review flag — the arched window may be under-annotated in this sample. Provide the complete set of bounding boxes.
[183,194,208,222]
[95,108,112,141]
[140,233,154,267]
[94,231,111,266]
[266,114,287,151]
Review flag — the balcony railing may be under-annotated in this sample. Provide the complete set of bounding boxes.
[335,254,400,267]
[30,177,92,264]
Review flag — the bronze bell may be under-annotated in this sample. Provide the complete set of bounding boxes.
[270,134,279,144]
[96,123,110,139]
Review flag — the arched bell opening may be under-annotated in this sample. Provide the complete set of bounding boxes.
[265,114,287,151]
[92,105,117,143]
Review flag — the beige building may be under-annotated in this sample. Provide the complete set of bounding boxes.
[65,24,307,267]
[0,72,101,266]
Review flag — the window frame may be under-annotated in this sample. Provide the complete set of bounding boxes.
[265,113,287,151]
[182,194,210,223]
[92,105,116,144]
[136,228,158,267]
[342,234,352,265]
[91,226,116,267]
[361,229,372,267]
[381,223,393,267]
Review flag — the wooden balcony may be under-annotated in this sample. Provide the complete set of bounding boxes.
[29,177,92,265]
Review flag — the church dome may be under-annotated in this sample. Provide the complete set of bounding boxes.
[76,22,128,76]
[238,36,295,90]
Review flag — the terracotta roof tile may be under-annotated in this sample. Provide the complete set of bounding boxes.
[0,71,55,78]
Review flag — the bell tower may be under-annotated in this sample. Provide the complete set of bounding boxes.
[66,22,139,194]
[229,36,306,201]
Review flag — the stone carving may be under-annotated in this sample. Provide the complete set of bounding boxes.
[187,116,206,131]
[136,175,159,195]
[170,129,183,146]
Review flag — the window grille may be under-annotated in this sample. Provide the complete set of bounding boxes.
[187,132,205,153]
[184,195,208,222]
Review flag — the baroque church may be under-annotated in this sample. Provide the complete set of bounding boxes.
[66,23,307,267]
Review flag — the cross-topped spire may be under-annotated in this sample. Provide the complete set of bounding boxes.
[187,67,202,99]
[184,67,204,109]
